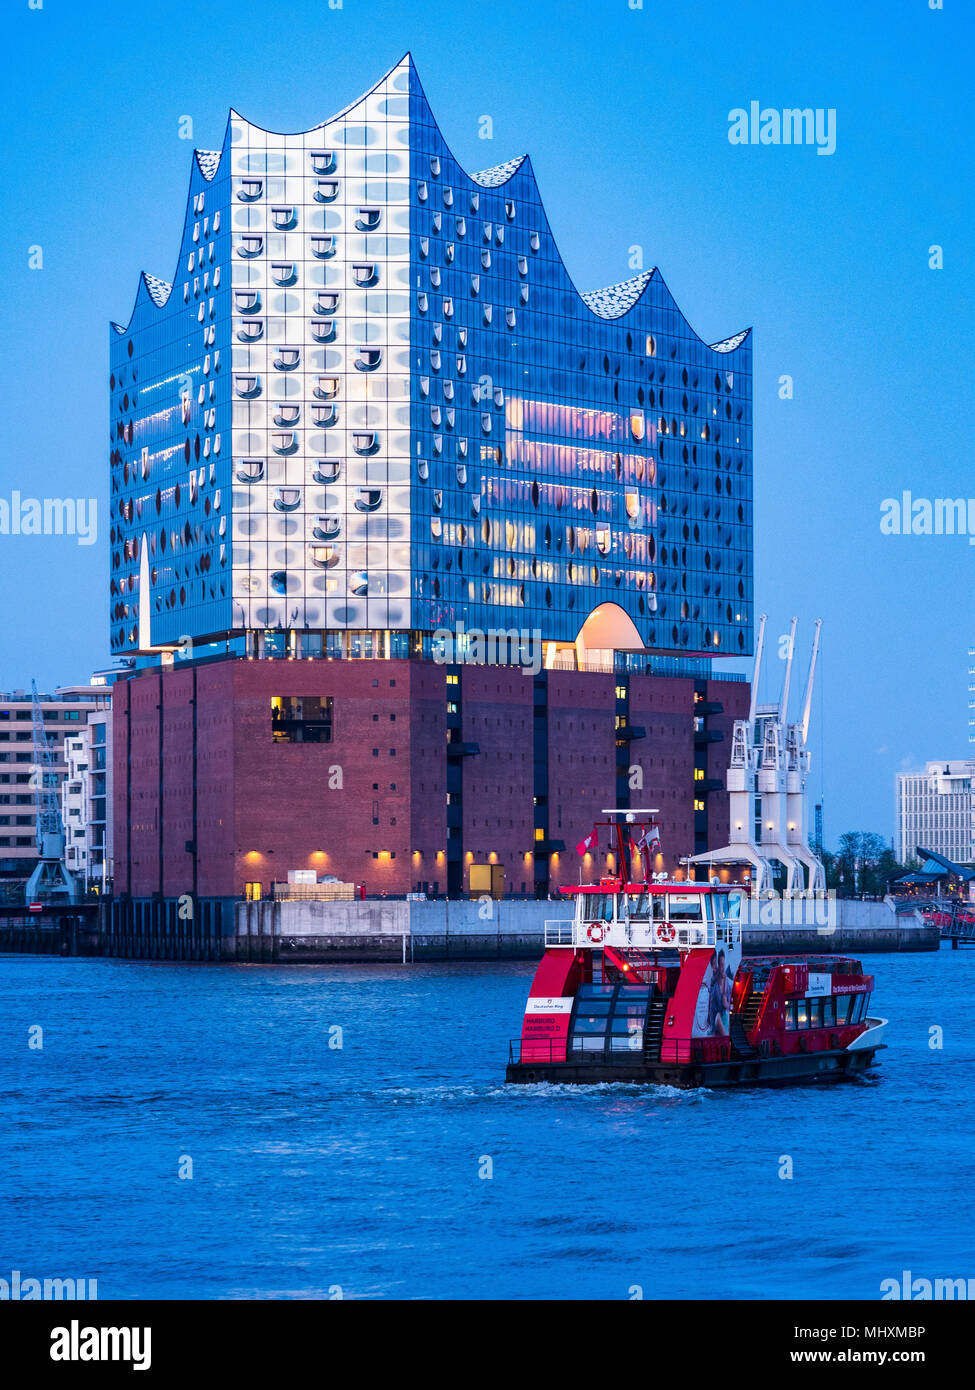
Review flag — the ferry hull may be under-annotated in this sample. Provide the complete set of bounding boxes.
[505,1045,884,1089]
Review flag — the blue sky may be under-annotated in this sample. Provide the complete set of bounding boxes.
[1,0,971,843]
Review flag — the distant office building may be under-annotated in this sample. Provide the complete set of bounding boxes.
[896,761,975,866]
[109,56,753,900]
[62,706,115,892]
[0,685,110,891]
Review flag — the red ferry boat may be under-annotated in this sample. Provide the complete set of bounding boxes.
[506,816,886,1088]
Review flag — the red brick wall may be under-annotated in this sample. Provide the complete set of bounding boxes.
[460,666,535,895]
[547,672,618,893]
[628,675,696,867]
[704,676,751,851]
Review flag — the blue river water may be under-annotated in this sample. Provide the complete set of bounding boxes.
[0,950,972,1301]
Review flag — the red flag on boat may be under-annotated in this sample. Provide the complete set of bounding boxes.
[575,829,597,857]
[634,824,661,855]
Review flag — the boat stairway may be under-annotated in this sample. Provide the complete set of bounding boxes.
[642,995,667,1061]
[729,992,763,1059]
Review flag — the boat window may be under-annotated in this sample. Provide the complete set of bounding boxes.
[821,996,836,1027]
[850,993,867,1024]
[796,999,810,1029]
[808,998,823,1028]
[583,894,614,923]
[666,895,704,922]
[834,995,852,1025]
[626,892,651,920]
[784,1002,796,1030]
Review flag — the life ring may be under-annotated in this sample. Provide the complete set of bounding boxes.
[587,923,607,943]
[657,924,676,944]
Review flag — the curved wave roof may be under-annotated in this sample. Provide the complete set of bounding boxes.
[112,53,750,353]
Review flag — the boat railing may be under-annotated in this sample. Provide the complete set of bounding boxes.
[546,915,718,950]
[509,1036,733,1066]
[543,919,575,947]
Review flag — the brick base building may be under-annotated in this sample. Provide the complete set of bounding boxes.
[111,657,748,900]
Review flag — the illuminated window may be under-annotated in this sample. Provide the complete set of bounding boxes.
[271,696,333,744]
[244,882,263,902]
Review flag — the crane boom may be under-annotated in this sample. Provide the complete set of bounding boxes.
[799,620,823,746]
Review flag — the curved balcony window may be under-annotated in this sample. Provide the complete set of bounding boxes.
[237,178,263,201]
[356,206,381,231]
[483,304,493,325]
[352,432,379,456]
[234,374,261,399]
[505,308,516,329]
[313,516,340,540]
[530,231,540,252]
[314,179,339,203]
[443,382,455,401]
[271,206,297,230]
[356,348,382,371]
[418,236,429,259]
[445,243,455,263]
[456,216,467,237]
[419,375,431,397]
[493,387,504,407]
[310,150,336,175]
[455,356,467,376]
[517,255,528,277]
[236,235,264,258]
[313,404,338,427]
[273,404,301,426]
[274,347,301,370]
[443,187,454,207]
[432,323,443,343]
[310,318,336,343]
[433,435,443,456]
[457,439,468,458]
[431,516,442,539]
[234,290,261,314]
[350,572,369,597]
[314,291,340,314]
[443,296,454,318]
[481,249,492,270]
[430,267,442,288]
[430,350,441,372]
[352,262,379,288]
[270,571,291,595]
[471,495,481,516]
[481,413,492,434]
[456,464,468,486]
[430,406,442,427]
[271,262,297,286]
[354,488,383,512]
[236,320,264,342]
[417,291,428,313]
[505,200,516,221]
[432,212,442,233]
[432,490,443,512]
[520,285,529,305]
[272,432,299,456]
[430,156,441,177]
[274,488,301,512]
[495,226,505,246]
[417,459,429,481]
[314,376,340,400]
[482,222,493,243]
[310,545,340,568]
[417,181,428,201]
[310,236,336,259]
[312,459,341,483]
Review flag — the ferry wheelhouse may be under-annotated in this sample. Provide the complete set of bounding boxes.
[506,817,886,1088]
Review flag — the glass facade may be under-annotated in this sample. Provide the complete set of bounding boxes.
[109,56,752,661]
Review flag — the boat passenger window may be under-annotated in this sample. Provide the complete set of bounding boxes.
[821,996,836,1027]
[784,1002,796,1030]
[808,999,823,1028]
[667,895,704,922]
[627,892,651,920]
[850,993,867,1024]
[834,995,852,1025]
[796,999,810,1029]
[584,894,614,923]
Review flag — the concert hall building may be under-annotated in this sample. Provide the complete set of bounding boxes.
[108,55,753,899]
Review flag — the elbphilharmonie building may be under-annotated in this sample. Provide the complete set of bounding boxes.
[108,56,753,907]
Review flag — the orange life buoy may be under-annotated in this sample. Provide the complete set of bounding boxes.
[587,923,606,943]
[657,924,676,944]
